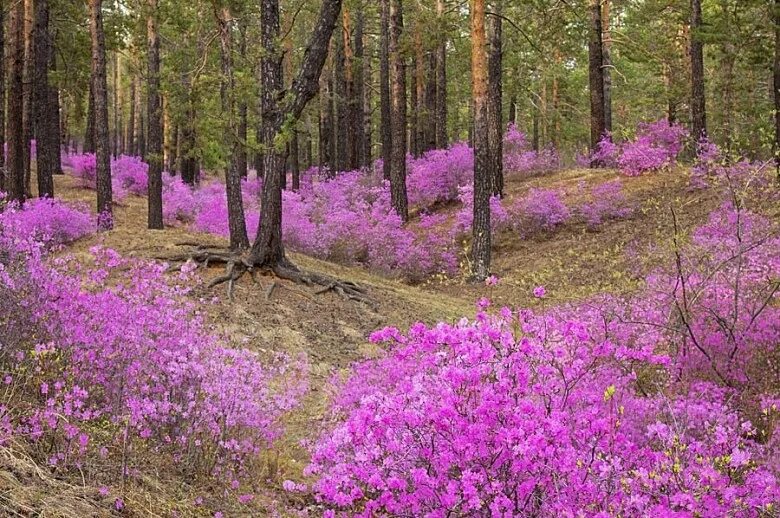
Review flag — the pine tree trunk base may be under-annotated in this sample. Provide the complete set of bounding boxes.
[161,244,370,303]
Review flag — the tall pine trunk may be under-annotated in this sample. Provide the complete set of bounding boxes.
[487,1,503,197]
[0,0,5,190]
[380,0,392,180]
[435,0,447,149]
[602,0,612,134]
[237,21,248,177]
[90,0,113,229]
[33,0,56,197]
[470,0,491,281]
[147,0,164,229]
[22,0,33,196]
[216,6,249,249]
[388,0,408,221]
[690,0,707,141]
[588,0,606,164]
[354,10,366,168]
[6,0,25,202]
[127,79,136,154]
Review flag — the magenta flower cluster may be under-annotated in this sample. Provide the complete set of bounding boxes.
[306,202,780,516]
[0,195,95,247]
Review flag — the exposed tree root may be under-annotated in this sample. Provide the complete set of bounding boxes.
[161,244,371,304]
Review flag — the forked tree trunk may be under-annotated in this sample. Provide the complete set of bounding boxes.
[388,0,408,221]
[487,1,503,197]
[471,0,491,281]
[690,0,707,141]
[588,0,606,164]
[216,6,249,249]
[147,0,164,229]
[6,0,25,202]
[90,0,113,229]
[33,0,56,197]
[249,0,342,267]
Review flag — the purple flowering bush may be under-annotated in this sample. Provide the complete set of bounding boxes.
[0,195,94,247]
[511,187,571,236]
[306,202,780,516]
[503,124,561,175]
[577,180,635,229]
[0,228,307,491]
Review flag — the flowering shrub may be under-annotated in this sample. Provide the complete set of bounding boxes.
[0,195,94,247]
[307,203,780,516]
[0,230,307,492]
[407,143,474,209]
[503,124,560,174]
[452,184,510,236]
[690,138,722,190]
[591,135,620,168]
[512,187,571,236]
[578,180,635,229]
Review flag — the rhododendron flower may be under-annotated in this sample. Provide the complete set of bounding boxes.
[533,286,546,298]
[484,275,499,286]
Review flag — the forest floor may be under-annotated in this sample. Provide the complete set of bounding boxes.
[5,165,725,516]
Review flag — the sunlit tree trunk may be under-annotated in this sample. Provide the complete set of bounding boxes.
[471,0,491,281]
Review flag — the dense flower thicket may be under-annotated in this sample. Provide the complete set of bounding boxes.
[0,204,307,493]
[0,195,95,247]
[585,119,689,176]
[306,200,780,516]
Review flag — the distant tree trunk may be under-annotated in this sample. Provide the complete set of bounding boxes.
[112,52,120,157]
[775,0,780,177]
[127,79,136,154]
[50,44,63,174]
[413,29,425,156]
[84,83,96,153]
[435,0,447,149]
[487,1,503,197]
[137,91,146,159]
[237,21,248,177]
[388,0,408,221]
[532,109,540,151]
[333,23,347,172]
[290,129,300,191]
[179,80,199,185]
[90,0,113,229]
[410,55,419,157]
[146,0,163,229]
[23,0,33,196]
[248,0,342,268]
[216,6,249,249]
[602,0,612,134]
[0,0,5,190]
[380,0,392,180]
[690,0,707,141]
[470,0,491,282]
[6,0,25,202]
[362,23,372,166]
[508,95,516,126]
[354,10,366,167]
[424,51,437,152]
[342,8,358,170]
[33,0,56,197]
[168,123,179,172]
[318,73,331,170]
[255,62,266,179]
[588,0,606,164]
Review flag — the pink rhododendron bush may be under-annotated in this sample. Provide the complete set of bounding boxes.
[0,218,307,496]
[0,194,95,247]
[305,202,780,516]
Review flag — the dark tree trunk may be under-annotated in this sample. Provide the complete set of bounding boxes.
[33,0,55,197]
[0,0,5,190]
[147,0,164,229]
[532,109,539,151]
[354,10,366,168]
[90,0,113,229]
[249,0,343,267]
[487,1,503,197]
[291,129,300,191]
[216,6,249,249]
[254,62,265,180]
[318,74,331,170]
[342,8,358,170]
[180,96,199,185]
[435,0,447,149]
[471,0,491,282]
[775,0,780,177]
[23,0,33,196]
[127,79,136,154]
[137,86,146,159]
[237,21,248,178]
[424,51,437,152]
[388,0,408,221]
[6,0,25,202]
[588,0,606,163]
[380,0,392,180]
[332,25,346,172]
[410,55,419,157]
[112,52,119,157]
[362,22,372,166]
[690,0,707,141]
[508,95,516,126]
[49,43,62,174]
[602,0,612,134]
[84,82,96,153]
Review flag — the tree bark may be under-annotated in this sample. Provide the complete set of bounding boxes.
[388,0,408,221]
[147,0,164,229]
[380,0,392,180]
[33,0,56,197]
[90,0,113,229]
[249,0,343,267]
[588,0,606,163]
[0,0,5,190]
[237,20,248,177]
[216,6,249,249]
[84,82,96,153]
[435,0,447,149]
[471,0,491,281]
[690,0,707,141]
[179,79,199,185]
[353,10,366,168]
[487,1,503,197]
[290,128,300,191]
[333,22,347,172]
[50,43,62,174]
[775,0,780,177]
[424,51,436,152]
[23,0,33,196]
[6,0,25,202]
[410,55,419,157]
[127,78,136,154]
[602,0,612,134]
